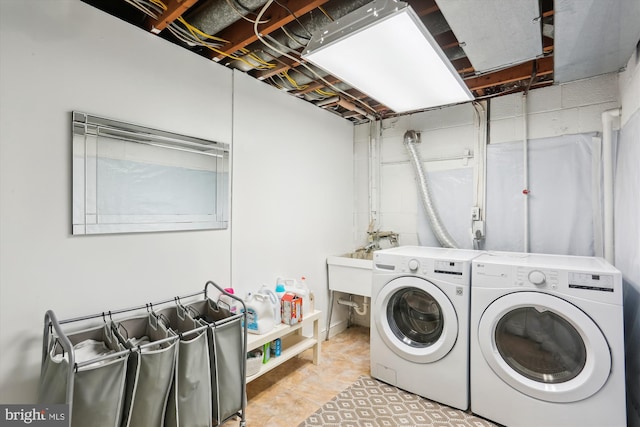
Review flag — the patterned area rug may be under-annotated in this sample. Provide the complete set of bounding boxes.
[298,376,498,427]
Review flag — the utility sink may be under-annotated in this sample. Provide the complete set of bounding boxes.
[340,251,374,260]
[326,252,374,297]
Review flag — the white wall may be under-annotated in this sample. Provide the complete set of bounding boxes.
[0,0,357,403]
[0,0,234,403]
[616,44,640,427]
[354,74,621,249]
[491,74,619,143]
[231,71,355,332]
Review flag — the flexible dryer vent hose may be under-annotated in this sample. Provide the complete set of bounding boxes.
[403,130,459,249]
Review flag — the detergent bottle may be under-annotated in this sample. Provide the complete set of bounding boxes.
[259,284,281,324]
[276,277,297,295]
[295,276,314,318]
[242,293,275,335]
[218,288,240,314]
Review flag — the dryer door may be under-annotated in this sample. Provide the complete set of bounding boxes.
[478,291,611,403]
[374,276,458,363]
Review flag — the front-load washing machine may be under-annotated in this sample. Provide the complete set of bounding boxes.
[370,246,481,410]
[470,252,626,427]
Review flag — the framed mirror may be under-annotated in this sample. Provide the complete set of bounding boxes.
[72,111,229,235]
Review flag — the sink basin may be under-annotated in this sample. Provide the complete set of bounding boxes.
[340,251,374,260]
[326,253,374,297]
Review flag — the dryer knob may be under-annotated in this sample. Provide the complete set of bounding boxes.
[408,259,420,272]
[528,270,546,286]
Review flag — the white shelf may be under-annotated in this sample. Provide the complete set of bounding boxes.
[246,310,321,383]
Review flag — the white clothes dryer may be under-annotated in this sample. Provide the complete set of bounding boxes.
[470,252,626,427]
[370,246,481,410]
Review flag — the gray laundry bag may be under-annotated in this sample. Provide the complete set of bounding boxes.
[38,322,128,427]
[187,299,244,426]
[114,313,178,427]
[155,305,212,427]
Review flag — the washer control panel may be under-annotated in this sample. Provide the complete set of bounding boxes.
[434,260,464,276]
[516,267,559,289]
[569,272,614,292]
[389,258,466,279]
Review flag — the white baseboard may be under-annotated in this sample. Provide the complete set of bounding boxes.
[324,319,349,340]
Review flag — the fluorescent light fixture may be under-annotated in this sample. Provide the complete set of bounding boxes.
[302,0,473,113]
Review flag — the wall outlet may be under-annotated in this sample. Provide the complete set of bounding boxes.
[471,206,481,221]
[472,220,485,239]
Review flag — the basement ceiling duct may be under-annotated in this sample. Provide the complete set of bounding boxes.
[187,0,270,36]
[435,0,543,72]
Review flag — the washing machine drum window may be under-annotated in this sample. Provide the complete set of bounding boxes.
[374,276,459,363]
[495,307,586,384]
[388,289,444,348]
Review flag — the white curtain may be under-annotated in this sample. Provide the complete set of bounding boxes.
[485,133,599,255]
[417,133,604,256]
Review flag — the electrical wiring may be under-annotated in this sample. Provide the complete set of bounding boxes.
[123,0,376,119]
[177,16,229,43]
[273,0,313,38]
[318,6,334,21]
[315,88,338,97]
[253,0,379,120]
[281,70,308,90]
[281,26,309,49]
[147,0,166,11]
[124,0,160,18]
[268,75,287,90]
[127,0,275,69]
[169,21,225,48]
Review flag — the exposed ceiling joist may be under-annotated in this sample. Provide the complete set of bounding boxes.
[210,0,330,60]
[465,56,553,91]
[146,0,198,33]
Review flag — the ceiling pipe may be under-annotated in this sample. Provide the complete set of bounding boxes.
[187,0,270,36]
[404,130,459,248]
[522,92,530,253]
[602,108,621,264]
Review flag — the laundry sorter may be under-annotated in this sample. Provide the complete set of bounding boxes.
[38,281,248,427]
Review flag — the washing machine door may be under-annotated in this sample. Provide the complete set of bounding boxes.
[478,291,611,403]
[374,276,458,364]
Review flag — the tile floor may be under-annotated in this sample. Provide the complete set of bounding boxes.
[223,325,371,427]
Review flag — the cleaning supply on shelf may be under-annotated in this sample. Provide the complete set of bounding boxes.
[259,284,281,324]
[242,293,275,334]
[270,338,282,358]
[275,282,286,324]
[295,276,315,318]
[262,342,271,364]
[276,277,298,293]
[218,287,240,313]
[281,292,302,325]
